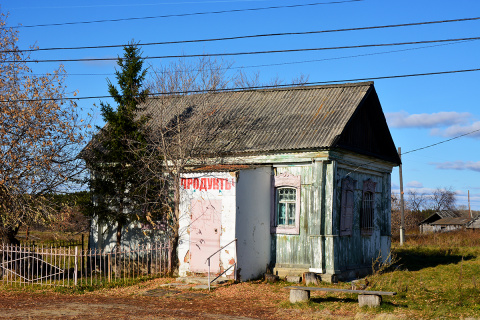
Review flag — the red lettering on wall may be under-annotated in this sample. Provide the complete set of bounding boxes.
[199,178,207,191]
[212,178,219,190]
[182,177,236,191]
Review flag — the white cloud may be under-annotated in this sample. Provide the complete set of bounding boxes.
[406,181,423,188]
[430,121,480,139]
[386,111,471,129]
[431,161,480,172]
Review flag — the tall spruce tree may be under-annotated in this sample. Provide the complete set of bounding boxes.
[88,44,154,251]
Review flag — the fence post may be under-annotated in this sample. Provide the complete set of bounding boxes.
[81,234,85,278]
[168,246,172,273]
[74,247,78,286]
[108,253,111,282]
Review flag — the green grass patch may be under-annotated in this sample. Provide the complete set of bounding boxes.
[279,230,480,319]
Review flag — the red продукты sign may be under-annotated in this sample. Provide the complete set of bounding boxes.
[181,177,235,191]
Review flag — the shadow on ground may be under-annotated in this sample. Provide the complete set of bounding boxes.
[310,296,357,304]
[394,247,476,272]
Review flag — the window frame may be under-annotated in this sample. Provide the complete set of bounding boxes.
[361,179,376,235]
[340,177,356,236]
[271,172,301,234]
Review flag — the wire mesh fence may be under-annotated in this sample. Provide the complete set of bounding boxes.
[0,243,171,287]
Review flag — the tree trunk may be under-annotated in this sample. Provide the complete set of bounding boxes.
[115,221,123,253]
[0,226,21,246]
[170,178,180,272]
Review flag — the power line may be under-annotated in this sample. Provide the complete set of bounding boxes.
[5,0,362,29]
[9,0,291,10]
[2,67,480,103]
[6,36,480,63]
[6,16,480,53]
[22,39,476,77]
[403,128,480,155]
[346,125,480,176]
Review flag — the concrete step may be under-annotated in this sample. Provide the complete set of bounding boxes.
[176,276,230,285]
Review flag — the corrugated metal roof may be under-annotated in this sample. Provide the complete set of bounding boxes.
[430,217,471,226]
[143,82,373,155]
[419,210,460,225]
[436,210,459,219]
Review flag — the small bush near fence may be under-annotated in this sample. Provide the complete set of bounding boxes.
[0,243,171,289]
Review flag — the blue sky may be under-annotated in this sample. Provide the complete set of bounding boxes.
[2,0,479,209]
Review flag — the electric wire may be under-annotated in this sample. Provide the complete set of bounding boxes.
[4,0,363,29]
[5,36,480,63]
[5,16,480,53]
[22,39,477,77]
[345,128,480,176]
[403,128,480,155]
[2,67,480,103]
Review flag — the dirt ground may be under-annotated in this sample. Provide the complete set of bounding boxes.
[0,278,404,320]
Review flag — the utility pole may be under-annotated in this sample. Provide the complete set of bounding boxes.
[398,147,405,245]
[469,190,472,219]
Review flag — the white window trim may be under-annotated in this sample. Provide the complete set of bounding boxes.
[271,172,301,235]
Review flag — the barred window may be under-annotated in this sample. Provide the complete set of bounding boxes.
[361,179,376,235]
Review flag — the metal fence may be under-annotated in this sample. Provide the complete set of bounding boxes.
[0,243,171,287]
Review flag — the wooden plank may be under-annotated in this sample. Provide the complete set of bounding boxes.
[284,286,396,296]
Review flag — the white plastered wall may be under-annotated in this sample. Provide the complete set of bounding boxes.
[178,172,237,277]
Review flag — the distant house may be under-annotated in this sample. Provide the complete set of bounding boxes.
[87,81,401,282]
[419,210,470,233]
[467,215,480,229]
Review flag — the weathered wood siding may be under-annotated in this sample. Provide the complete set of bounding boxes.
[333,166,391,272]
[271,164,314,268]
[271,160,335,271]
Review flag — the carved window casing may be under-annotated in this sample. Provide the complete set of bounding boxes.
[340,177,356,236]
[271,172,301,234]
[361,179,376,235]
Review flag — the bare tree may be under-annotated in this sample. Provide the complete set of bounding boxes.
[0,13,89,244]
[407,190,427,213]
[137,57,236,267]
[428,187,457,212]
[127,56,312,268]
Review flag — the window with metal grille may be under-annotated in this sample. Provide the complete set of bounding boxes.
[361,179,376,235]
[361,191,374,233]
[276,187,296,226]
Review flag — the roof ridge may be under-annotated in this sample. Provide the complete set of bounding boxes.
[146,81,374,101]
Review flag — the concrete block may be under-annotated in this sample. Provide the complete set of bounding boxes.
[319,274,338,284]
[264,273,279,283]
[290,289,310,303]
[303,272,319,286]
[358,294,382,307]
[286,275,302,283]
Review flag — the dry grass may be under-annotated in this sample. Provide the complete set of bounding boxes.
[2,230,480,319]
